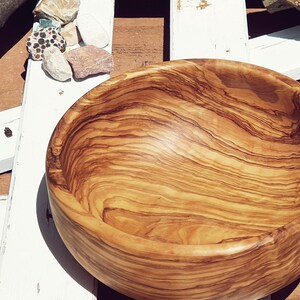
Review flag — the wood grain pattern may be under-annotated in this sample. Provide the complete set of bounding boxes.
[46,59,300,299]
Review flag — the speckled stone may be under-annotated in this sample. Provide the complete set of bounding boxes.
[64,45,113,79]
[42,46,72,81]
[26,27,66,61]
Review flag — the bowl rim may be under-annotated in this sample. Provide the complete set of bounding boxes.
[46,58,300,260]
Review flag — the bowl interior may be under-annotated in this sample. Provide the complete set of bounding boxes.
[53,59,300,246]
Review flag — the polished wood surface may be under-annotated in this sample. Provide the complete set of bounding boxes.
[46,59,300,299]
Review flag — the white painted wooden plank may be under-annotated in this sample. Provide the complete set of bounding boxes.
[170,0,249,61]
[0,106,21,173]
[0,1,114,299]
[0,196,7,244]
[249,25,300,79]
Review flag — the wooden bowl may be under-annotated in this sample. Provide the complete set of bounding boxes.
[46,59,300,299]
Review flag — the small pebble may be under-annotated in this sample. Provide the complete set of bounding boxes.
[4,127,12,138]
[39,18,61,30]
[61,22,81,46]
[64,45,113,79]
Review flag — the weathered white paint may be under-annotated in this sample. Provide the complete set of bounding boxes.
[170,0,249,61]
[0,1,115,299]
[249,25,300,80]
[0,196,7,244]
[0,106,21,174]
[170,0,300,80]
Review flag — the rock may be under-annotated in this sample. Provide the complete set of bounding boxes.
[26,27,67,61]
[76,13,109,48]
[61,22,81,46]
[39,18,61,30]
[33,0,80,25]
[32,19,61,32]
[42,46,72,81]
[64,45,113,79]
[263,0,300,12]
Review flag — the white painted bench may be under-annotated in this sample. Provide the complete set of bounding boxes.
[249,24,300,79]
[0,106,21,174]
[0,0,297,298]
[171,0,300,80]
[170,0,249,61]
[0,1,115,299]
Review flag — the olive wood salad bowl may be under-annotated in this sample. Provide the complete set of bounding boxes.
[46,59,300,299]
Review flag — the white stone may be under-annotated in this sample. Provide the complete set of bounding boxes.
[76,13,109,48]
[42,46,72,81]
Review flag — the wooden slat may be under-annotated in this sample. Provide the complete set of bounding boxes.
[0,1,115,299]
[111,18,164,76]
[0,106,21,173]
[0,196,7,243]
[249,25,300,79]
[0,172,11,196]
[170,0,249,61]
